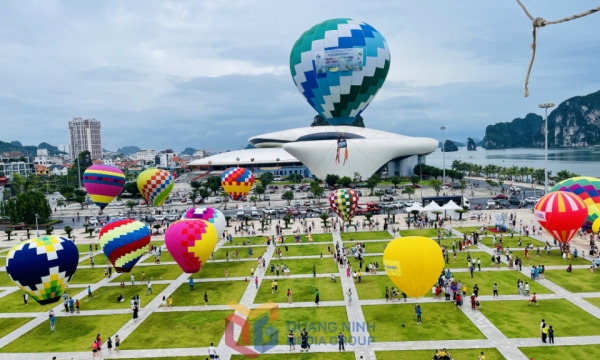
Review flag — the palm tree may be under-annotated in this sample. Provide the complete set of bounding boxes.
[320,212,329,230]
[64,226,73,238]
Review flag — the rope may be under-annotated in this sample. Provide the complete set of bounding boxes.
[516,0,600,97]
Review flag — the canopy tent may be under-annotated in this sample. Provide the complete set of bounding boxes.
[422,201,442,211]
[405,204,424,213]
[441,200,462,210]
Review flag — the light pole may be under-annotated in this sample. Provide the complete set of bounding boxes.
[539,103,555,193]
[440,126,446,181]
[77,155,82,189]
[35,213,39,237]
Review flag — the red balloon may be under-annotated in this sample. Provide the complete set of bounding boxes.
[534,191,588,244]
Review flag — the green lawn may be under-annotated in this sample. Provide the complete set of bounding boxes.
[75,243,101,254]
[0,291,61,313]
[453,226,495,234]
[440,251,503,269]
[121,311,233,349]
[282,243,332,257]
[544,269,600,293]
[341,231,392,241]
[514,249,591,267]
[142,250,175,263]
[480,236,545,248]
[0,317,33,339]
[354,274,415,300]
[399,229,441,238]
[480,299,600,338]
[268,258,339,275]
[110,265,184,282]
[171,280,248,305]
[0,256,6,267]
[586,297,600,309]
[255,277,343,304]
[0,271,16,286]
[376,348,505,360]
[521,345,600,360]
[232,354,355,360]
[455,270,552,296]
[246,307,349,345]
[69,268,106,284]
[81,284,168,310]
[0,314,131,352]
[225,236,271,246]
[362,303,485,341]
[196,260,253,278]
[213,246,267,260]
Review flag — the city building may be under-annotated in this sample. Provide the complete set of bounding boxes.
[48,165,68,176]
[33,149,64,166]
[68,117,102,160]
[188,126,437,179]
[0,161,35,181]
[155,149,176,168]
[35,165,50,176]
[134,149,156,162]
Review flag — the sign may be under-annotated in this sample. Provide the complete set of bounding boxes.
[315,48,363,74]
[0,176,6,185]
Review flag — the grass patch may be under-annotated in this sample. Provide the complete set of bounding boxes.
[0,256,5,267]
[586,297,600,309]
[480,236,545,248]
[280,244,332,257]
[0,314,130,352]
[122,310,232,349]
[362,303,485,341]
[0,272,14,286]
[440,251,503,269]
[226,236,270,246]
[75,243,101,254]
[514,249,591,267]
[544,269,600,293]
[247,307,349,345]
[213,246,267,260]
[81,284,168,310]
[255,277,343,304]
[142,250,175,263]
[454,270,552,296]
[480,299,600,338]
[196,260,252,278]
[376,348,505,360]
[521,345,600,360]
[232,354,355,360]
[268,258,339,275]
[109,265,183,283]
[341,231,392,241]
[171,280,248,305]
[0,291,60,313]
[0,317,33,339]
[399,229,440,238]
[354,274,415,300]
[70,268,106,284]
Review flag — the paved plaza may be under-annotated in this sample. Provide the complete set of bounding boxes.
[0,210,599,359]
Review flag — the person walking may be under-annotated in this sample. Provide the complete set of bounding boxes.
[107,337,113,353]
[204,292,209,307]
[114,335,120,353]
[315,288,320,305]
[23,293,28,305]
[542,324,548,343]
[347,288,352,305]
[548,325,555,344]
[49,310,56,332]
[132,302,139,321]
[338,332,345,351]
[69,297,75,313]
[146,281,152,295]
[415,304,422,324]
[88,285,93,298]
[287,288,293,304]
[288,330,295,350]
[255,276,259,289]
[189,277,194,291]
[493,283,498,298]
[313,263,316,277]
[208,342,218,359]
[130,273,135,285]
[250,265,255,278]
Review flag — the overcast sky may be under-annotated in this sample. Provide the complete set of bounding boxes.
[1,0,599,152]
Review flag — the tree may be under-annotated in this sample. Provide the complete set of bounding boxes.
[459,180,467,195]
[288,173,303,183]
[254,185,265,200]
[410,175,420,187]
[282,214,291,229]
[374,189,385,200]
[5,190,52,225]
[259,172,274,188]
[73,189,87,209]
[337,176,353,188]
[282,191,294,205]
[455,209,469,221]
[220,191,229,210]
[366,174,381,195]
[320,212,329,230]
[124,181,141,197]
[225,216,231,227]
[69,150,92,186]
[64,226,73,238]
[126,200,137,211]
[56,199,65,210]
[153,224,162,232]
[404,187,415,199]
[242,215,250,227]
[205,176,222,195]
[390,176,402,190]
[190,181,202,191]
[4,230,12,241]
[199,188,211,202]
[325,174,339,188]
[555,170,579,183]
[430,179,443,196]
[45,226,54,235]
[249,195,258,206]
[310,180,324,200]
[189,190,199,207]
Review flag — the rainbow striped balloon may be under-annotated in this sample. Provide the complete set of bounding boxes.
[82,165,126,210]
[551,176,600,232]
[137,169,174,207]
[534,191,588,244]
[99,219,151,273]
[220,167,254,200]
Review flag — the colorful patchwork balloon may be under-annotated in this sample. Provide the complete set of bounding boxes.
[183,207,226,237]
[82,165,126,211]
[535,191,588,244]
[99,219,151,273]
[6,236,79,305]
[137,169,174,207]
[290,19,390,125]
[550,177,600,233]
[220,167,254,200]
[329,188,359,222]
[165,219,218,274]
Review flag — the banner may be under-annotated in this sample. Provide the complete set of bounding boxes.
[315,48,363,74]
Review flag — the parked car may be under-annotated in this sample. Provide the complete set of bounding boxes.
[214,197,222,203]
[525,197,537,204]
[495,199,510,208]
[307,193,314,199]
[263,208,276,215]
[486,199,496,207]
[508,197,523,205]
[493,194,507,200]
[384,188,393,194]
[300,194,307,199]
[382,195,394,201]
[391,201,405,209]
[11,222,28,230]
[264,195,270,201]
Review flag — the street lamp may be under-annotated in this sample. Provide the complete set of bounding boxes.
[539,103,555,193]
[440,126,446,181]
[35,213,39,237]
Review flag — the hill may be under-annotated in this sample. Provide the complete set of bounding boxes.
[0,140,65,156]
[116,146,141,155]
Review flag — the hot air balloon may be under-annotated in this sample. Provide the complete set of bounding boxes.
[383,237,444,298]
[165,219,218,273]
[550,177,600,232]
[137,169,174,207]
[183,207,226,237]
[6,236,79,305]
[82,165,126,213]
[99,219,151,273]
[290,19,390,125]
[534,191,588,244]
[329,188,359,222]
[220,167,254,201]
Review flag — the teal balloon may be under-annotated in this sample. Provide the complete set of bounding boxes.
[290,19,391,125]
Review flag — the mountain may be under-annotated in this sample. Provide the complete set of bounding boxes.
[441,140,458,152]
[438,140,465,148]
[0,140,65,156]
[483,90,600,149]
[38,142,66,155]
[180,147,196,156]
[116,146,141,155]
[467,137,477,151]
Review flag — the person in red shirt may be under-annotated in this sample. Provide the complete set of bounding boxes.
[470,293,476,310]
[455,294,462,309]
[529,292,538,307]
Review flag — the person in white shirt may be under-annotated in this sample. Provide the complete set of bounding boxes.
[208,342,218,359]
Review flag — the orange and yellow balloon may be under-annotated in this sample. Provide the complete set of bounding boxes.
[220,167,254,200]
[165,219,218,274]
[383,236,444,298]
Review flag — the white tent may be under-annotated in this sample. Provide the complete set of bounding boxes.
[423,201,442,211]
[442,200,464,220]
[405,204,424,213]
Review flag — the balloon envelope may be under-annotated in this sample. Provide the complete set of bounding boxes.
[82,165,126,209]
[290,18,390,125]
[329,188,359,222]
[550,177,600,232]
[183,207,226,237]
[6,236,79,305]
[383,236,444,298]
[220,167,254,201]
[534,191,588,244]
[99,219,151,273]
[165,219,218,274]
[137,169,175,207]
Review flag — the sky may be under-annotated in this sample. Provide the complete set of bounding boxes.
[1,0,599,152]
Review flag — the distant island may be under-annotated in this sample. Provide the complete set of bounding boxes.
[0,140,65,156]
[116,146,141,155]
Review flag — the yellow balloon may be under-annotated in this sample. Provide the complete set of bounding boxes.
[383,236,444,298]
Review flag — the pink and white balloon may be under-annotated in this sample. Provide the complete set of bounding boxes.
[183,207,226,236]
